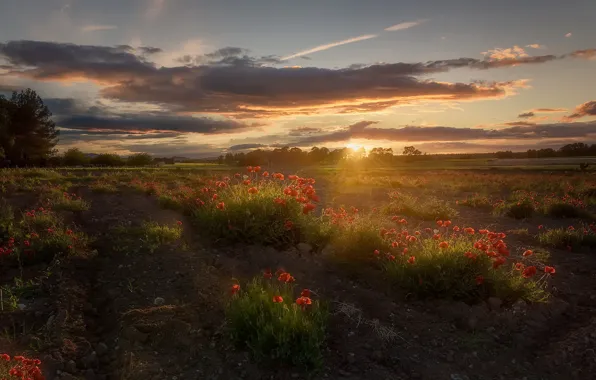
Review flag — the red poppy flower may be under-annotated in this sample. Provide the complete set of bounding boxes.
[432,234,441,240]
[302,203,316,214]
[246,166,254,172]
[212,193,218,200]
[414,231,421,236]
[216,202,225,210]
[407,256,416,264]
[254,166,261,173]
[453,226,460,232]
[439,241,449,249]
[248,187,258,194]
[492,256,506,269]
[538,225,544,229]
[443,220,452,227]
[273,295,283,303]
[296,296,312,307]
[402,248,408,255]
[544,266,556,274]
[568,226,575,231]
[231,284,240,295]
[284,220,294,230]
[515,262,525,271]
[0,353,9,361]
[476,275,484,285]
[288,175,298,181]
[464,227,475,235]
[263,269,272,279]
[464,251,478,260]
[388,254,396,261]
[300,289,311,297]
[479,229,489,235]
[408,236,417,243]
[262,171,270,177]
[522,249,533,257]
[278,272,295,283]
[176,221,182,226]
[522,266,537,278]
[436,220,443,227]
[373,249,380,256]
[243,179,251,186]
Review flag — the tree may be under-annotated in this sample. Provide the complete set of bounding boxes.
[91,153,125,167]
[402,146,422,156]
[127,153,153,166]
[0,89,59,165]
[62,148,90,166]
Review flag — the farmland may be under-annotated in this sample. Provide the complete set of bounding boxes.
[1,164,596,380]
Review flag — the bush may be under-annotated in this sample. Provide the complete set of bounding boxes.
[62,148,90,166]
[227,274,327,369]
[494,200,534,219]
[375,223,549,303]
[127,153,153,167]
[91,153,125,167]
[190,174,321,246]
[538,226,596,250]
[384,192,458,220]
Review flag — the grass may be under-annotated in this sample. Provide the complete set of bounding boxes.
[383,191,458,220]
[43,187,90,212]
[227,274,327,369]
[110,221,182,254]
[376,227,549,303]
[458,193,495,210]
[538,226,596,250]
[90,180,120,193]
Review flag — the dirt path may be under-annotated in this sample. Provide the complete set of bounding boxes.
[46,186,595,380]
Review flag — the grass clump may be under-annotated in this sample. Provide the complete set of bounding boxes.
[111,221,182,254]
[190,174,322,246]
[458,193,494,210]
[227,273,327,369]
[538,225,596,250]
[384,192,458,220]
[44,188,90,211]
[375,224,549,303]
[493,199,534,219]
[90,181,119,193]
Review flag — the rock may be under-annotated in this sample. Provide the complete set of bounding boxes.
[296,243,313,255]
[487,297,503,312]
[95,342,108,357]
[123,326,148,343]
[154,297,165,306]
[81,351,98,369]
[65,360,77,374]
[84,368,96,380]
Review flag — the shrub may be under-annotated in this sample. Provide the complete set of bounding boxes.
[63,147,90,166]
[127,153,153,167]
[375,223,549,303]
[384,192,458,220]
[0,353,44,379]
[90,181,119,193]
[190,173,321,246]
[538,225,596,250]
[111,221,182,254]
[227,274,327,369]
[44,189,89,211]
[494,200,534,219]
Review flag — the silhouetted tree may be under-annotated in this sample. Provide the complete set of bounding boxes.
[127,153,153,166]
[63,148,90,166]
[0,89,59,165]
[402,146,422,156]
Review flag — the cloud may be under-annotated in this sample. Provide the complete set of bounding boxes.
[518,112,535,118]
[146,0,166,20]
[566,100,596,119]
[288,127,323,136]
[2,41,594,118]
[178,46,281,67]
[81,24,118,32]
[228,143,268,151]
[532,108,568,113]
[139,46,163,55]
[565,32,572,38]
[526,44,546,49]
[567,49,596,60]
[384,19,428,31]
[503,121,537,126]
[289,120,596,145]
[280,34,378,61]
[482,46,529,60]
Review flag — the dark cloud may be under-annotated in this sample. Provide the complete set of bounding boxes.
[57,113,258,134]
[503,121,537,126]
[3,40,594,117]
[288,127,323,136]
[566,49,596,60]
[139,46,163,55]
[566,100,596,119]
[228,143,268,151]
[533,108,567,113]
[289,120,596,145]
[518,111,535,118]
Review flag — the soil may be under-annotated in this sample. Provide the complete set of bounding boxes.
[2,176,596,380]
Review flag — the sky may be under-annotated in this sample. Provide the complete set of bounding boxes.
[0,0,595,157]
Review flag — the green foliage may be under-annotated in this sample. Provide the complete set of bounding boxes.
[111,221,182,254]
[90,181,119,193]
[384,192,458,220]
[91,153,126,167]
[538,227,596,250]
[494,200,534,219]
[227,276,327,369]
[127,153,154,167]
[458,194,494,210]
[62,148,90,166]
[379,235,546,303]
[44,188,90,211]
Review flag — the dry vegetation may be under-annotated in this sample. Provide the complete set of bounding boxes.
[1,166,596,379]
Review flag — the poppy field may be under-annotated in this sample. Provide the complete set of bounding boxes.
[1,166,595,379]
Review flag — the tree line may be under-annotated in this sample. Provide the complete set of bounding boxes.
[2,88,596,168]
